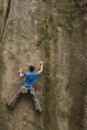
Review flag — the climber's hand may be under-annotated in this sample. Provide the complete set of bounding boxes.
[19,68,23,73]
[40,61,43,65]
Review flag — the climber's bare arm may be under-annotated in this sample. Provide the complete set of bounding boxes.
[38,61,43,74]
[19,69,24,77]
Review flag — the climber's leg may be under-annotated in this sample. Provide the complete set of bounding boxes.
[7,86,25,108]
[29,87,42,112]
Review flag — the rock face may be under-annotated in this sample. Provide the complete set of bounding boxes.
[0,0,87,130]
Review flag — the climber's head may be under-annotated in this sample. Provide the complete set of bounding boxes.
[29,65,35,72]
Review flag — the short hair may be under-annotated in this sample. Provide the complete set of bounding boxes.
[29,65,35,72]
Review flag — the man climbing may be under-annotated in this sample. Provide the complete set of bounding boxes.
[7,61,43,112]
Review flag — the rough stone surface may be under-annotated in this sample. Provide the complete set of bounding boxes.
[0,0,87,130]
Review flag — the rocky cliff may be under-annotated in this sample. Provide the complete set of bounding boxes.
[0,0,87,130]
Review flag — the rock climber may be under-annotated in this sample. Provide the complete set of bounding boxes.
[7,61,43,112]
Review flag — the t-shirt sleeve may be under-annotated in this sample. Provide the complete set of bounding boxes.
[35,72,39,77]
[23,72,26,77]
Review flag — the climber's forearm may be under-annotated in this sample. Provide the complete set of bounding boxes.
[19,69,24,77]
[38,61,43,74]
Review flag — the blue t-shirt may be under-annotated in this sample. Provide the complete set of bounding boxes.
[23,71,39,87]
